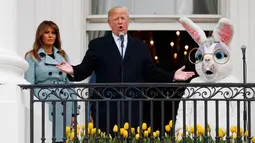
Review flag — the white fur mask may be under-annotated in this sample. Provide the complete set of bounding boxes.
[179,17,234,82]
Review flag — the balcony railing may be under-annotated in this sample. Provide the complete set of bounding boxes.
[20,83,255,143]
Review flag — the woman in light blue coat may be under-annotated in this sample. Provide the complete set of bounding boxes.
[24,20,79,143]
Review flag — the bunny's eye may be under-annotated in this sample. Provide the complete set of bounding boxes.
[195,52,203,63]
[214,50,229,64]
[215,51,225,59]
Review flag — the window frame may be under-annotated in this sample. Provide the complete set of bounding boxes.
[85,0,229,31]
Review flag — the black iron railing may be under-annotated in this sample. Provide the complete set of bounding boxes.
[20,83,255,143]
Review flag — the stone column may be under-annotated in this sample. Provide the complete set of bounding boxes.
[0,1,28,143]
[0,0,28,84]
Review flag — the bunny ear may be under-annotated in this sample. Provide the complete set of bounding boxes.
[179,17,207,44]
[212,18,234,46]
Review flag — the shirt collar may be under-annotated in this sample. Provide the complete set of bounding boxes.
[112,32,128,43]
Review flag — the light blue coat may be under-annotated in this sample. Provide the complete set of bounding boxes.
[25,47,79,142]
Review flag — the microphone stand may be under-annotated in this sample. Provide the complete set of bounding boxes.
[120,37,124,126]
[121,40,124,83]
[241,46,247,141]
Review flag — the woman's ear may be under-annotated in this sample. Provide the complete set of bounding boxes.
[179,17,207,45]
[212,18,234,46]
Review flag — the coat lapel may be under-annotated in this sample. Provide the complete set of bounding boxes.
[123,35,135,64]
[53,47,65,64]
[105,34,122,65]
[38,47,64,65]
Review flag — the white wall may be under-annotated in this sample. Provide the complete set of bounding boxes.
[17,0,85,65]
[228,0,253,82]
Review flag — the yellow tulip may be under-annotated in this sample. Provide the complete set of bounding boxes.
[81,124,85,130]
[91,128,96,135]
[231,126,237,133]
[66,132,70,138]
[77,125,80,130]
[239,128,243,136]
[252,136,255,142]
[123,130,128,138]
[71,131,75,140]
[169,120,172,128]
[131,127,135,134]
[88,122,93,130]
[87,128,91,134]
[223,130,226,137]
[245,130,248,137]
[124,122,129,130]
[144,131,149,137]
[165,125,171,132]
[186,125,188,132]
[66,126,71,134]
[80,130,84,137]
[113,125,118,133]
[190,126,194,134]
[153,132,157,138]
[147,127,151,133]
[198,127,205,135]
[98,129,101,135]
[196,124,202,130]
[142,123,147,130]
[120,128,125,135]
[137,126,140,134]
[218,128,223,137]
[156,130,160,136]
[135,134,140,140]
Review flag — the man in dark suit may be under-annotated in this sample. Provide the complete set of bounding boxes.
[56,6,195,133]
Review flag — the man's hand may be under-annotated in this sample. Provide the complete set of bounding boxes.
[56,60,74,75]
[173,66,195,81]
[71,116,76,128]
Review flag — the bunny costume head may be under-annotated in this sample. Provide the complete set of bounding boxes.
[179,17,234,82]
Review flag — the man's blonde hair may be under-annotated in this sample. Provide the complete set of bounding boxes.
[108,6,129,20]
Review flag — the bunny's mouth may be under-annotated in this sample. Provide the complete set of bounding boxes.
[205,70,213,75]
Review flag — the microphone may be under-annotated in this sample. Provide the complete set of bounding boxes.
[119,32,125,48]
[241,45,246,59]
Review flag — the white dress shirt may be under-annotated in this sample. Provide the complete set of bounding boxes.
[112,32,128,58]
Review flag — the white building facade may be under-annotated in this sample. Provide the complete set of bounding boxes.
[0,0,255,142]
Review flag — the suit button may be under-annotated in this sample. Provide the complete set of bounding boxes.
[59,71,62,75]
[61,102,64,105]
[48,72,52,76]
[61,112,64,116]
[51,112,53,116]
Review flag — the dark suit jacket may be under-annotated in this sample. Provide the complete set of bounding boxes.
[68,33,176,132]
[69,33,175,83]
